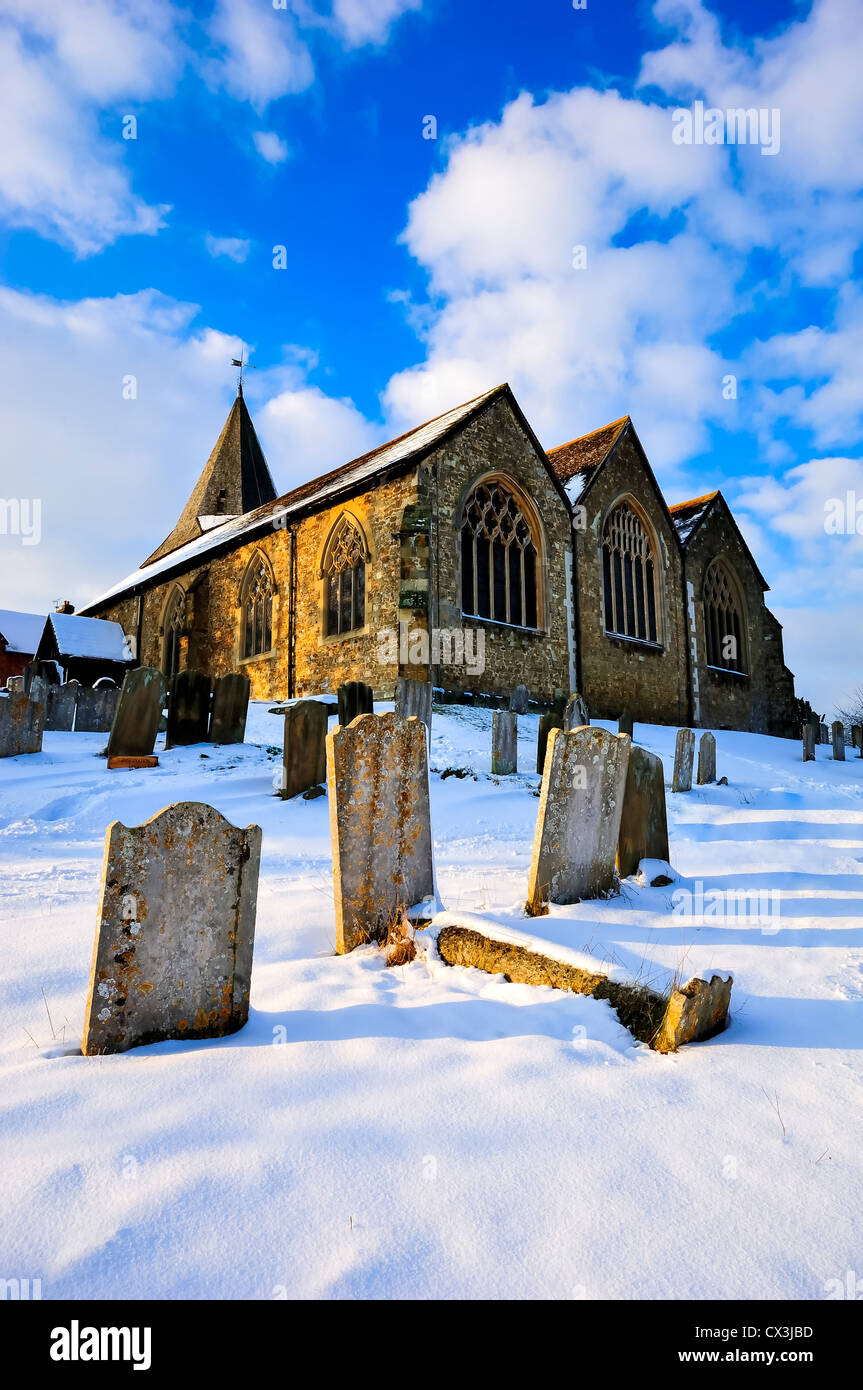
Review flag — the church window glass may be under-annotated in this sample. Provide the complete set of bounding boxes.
[601,502,659,643]
[460,481,538,628]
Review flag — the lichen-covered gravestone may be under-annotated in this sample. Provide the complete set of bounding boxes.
[831,720,845,761]
[617,744,669,879]
[509,684,530,714]
[672,728,696,792]
[492,710,517,775]
[75,685,119,733]
[106,667,166,759]
[210,672,250,744]
[697,731,716,784]
[337,680,373,727]
[327,711,435,953]
[166,669,212,748]
[46,683,78,732]
[6,676,24,694]
[395,677,432,732]
[278,699,328,799]
[563,693,589,731]
[618,708,634,738]
[527,726,631,913]
[82,802,261,1056]
[536,712,563,774]
[0,692,45,757]
[802,722,816,762]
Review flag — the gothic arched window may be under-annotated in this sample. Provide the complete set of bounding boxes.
[163,586,185,676]
[704,560,746,673]
[460,479,539,628]
[240,555,274,659]
[322,514,367,636]
[602,501,659,644]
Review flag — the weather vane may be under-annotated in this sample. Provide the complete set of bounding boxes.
[231,344,256,396]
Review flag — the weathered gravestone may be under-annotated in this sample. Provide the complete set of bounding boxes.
[81,802,261,1056]
[618,708,634,738]
[0,692,45,758]
[46,682,78,732]
[337,680,373,727]
[802,722,816,761]
[277,699,328,799]
[509,684,530,714]
[697,731,717,784]
[165,669,212,749]
[854,725,863,757]
[672,728,696,792]
[105,667,166,759]
[536,712,563,774]
[832,720,845,761]
[6,676,24,694]
[395,677,432,732]
[210,672,250,744]
[327,712,435,954]
[617,745,670,879]
[820,722,830,745]
[75,685,120,733]
[28,675,47,710]
[527,726,631,913]
[492,710,517,775]
[563,692,589,731]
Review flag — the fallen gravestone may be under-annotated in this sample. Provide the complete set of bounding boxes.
[276,699,328,799]
[105,667,166,760]
[45,682,78,732]
[832,720,845,761]
[536,712,563,774]
[618,708,634,738]
[563,692,589,731]
[672,728,695,792]
[210,672,250,745]
[617,744,669,879]
[395,677,432,732]
[802,723,816,762]
[75,685,120,734]
[527,726,631,913]
[327,711,435,953]
[165,669,212,749]
[82,802,261,1055]
[338,680,373,727]
[509,684,530,714]
[492,710,517,775]
[697,731,717,784]
[0,692,45,758]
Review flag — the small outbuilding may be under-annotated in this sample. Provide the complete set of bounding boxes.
[0,609,46,684]
[34,613,133,687]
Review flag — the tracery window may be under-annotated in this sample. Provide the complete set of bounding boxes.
[704,560,746,673]
[323,515,366,636]
[241,558,274,659]
[163,586,185,676]
[601,502,659,644]
[460,480,539,628]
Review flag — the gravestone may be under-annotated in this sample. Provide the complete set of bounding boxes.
[527,726,630,913]
[327,711,435,954]
[697,731,716,784]
[6,676,24,694]
[45,682,78,732]
[337,681,373,727]
[618,708,634,738]
[672,728,696,792]
[105,667,167,759]
[536,712,563,774]
[802,723,816,762]
[617,745,670,879]
[210,672,250,744]
[854,725,863,757]
[395,677,432,732]
[28,675,47,709]
[81,802,261,1056]
[165,669,212,748]
[278,699,328,799]
[563,693,589,731]
[0,692,45,758]
[75,685,120,733]
[831,720,845,761]
[492,710,517,775]
[509,684,530,714]
[820,722,830,745]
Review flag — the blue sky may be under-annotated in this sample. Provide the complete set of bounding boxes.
[0,0,861,713]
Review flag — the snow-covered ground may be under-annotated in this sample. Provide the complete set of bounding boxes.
[1,703,861,1300]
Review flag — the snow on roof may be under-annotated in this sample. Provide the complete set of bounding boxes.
[47,612,132,661]
[668,492,719,544]
[0,609,46,655]
[82,385,503,611]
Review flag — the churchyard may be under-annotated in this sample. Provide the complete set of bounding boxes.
[1,690,862,1299]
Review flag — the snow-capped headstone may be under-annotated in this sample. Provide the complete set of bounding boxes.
[75,685,119,733]
[697,731,716,784]
[210,672,250,744]
[45,682,78,732]
[278,698,328,799]
[492,710,517,775]
[105,667,166,759]
[509,684,529,714]
[82,801,261,1056]
[563,692,589,731]
[536,712,563,773]
[802,722,816,762]
[672,728,695,792]
[617,744,669,879]
[327,711,435,954]
[165,669,212,749]
[6,676,24,694]
[0,692,45,758]
[395,677,432,731]
[618,708,634,738]
[337,680,373,727]
[831,720,845,761]
[527,726,631,912]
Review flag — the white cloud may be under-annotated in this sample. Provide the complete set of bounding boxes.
[205,234,251,263]
[204,0,314,108]
[252,130,290,164]
[328,0,421,47]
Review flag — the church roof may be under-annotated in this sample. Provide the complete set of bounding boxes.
[142,390,278,566]
[546,416,630,499]
[668,491,720,543]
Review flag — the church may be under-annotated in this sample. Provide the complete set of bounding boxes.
[81,381,797,735]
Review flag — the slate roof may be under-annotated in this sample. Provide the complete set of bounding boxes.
[0,609,46,655]
[546,416,630,500]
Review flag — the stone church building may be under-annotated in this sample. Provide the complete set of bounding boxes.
[81,382,796,735]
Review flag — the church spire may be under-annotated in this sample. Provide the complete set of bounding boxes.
[141,392,278,567]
